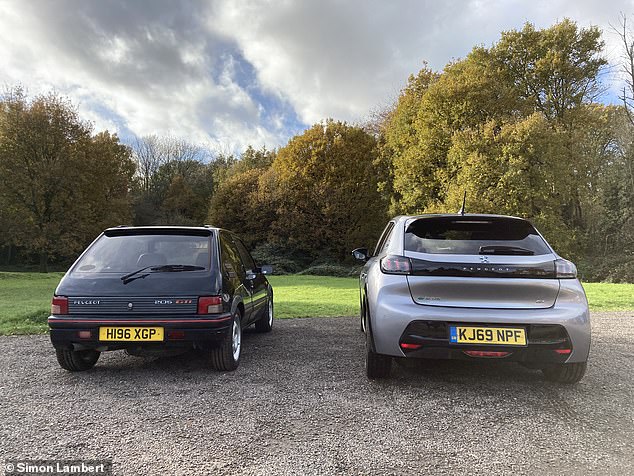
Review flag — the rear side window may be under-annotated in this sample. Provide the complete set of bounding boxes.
[219,232,246,279]
[404,217,551,256]
[233,238,257,271]
[374,222,395,256]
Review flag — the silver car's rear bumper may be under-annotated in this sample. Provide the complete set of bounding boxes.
[368,275,591,363]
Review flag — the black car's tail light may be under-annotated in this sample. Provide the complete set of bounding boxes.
[555,258,577,279]
[197,296,223,314]
[380,255,412,275]
[51,296,68,315]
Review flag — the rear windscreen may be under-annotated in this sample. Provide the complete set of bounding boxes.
[72,234,212,273]
[404,217,551,255]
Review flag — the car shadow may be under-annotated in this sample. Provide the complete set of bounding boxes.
[390,357,544,384]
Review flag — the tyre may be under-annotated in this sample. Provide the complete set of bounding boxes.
[365,330,391,379]
[210,311,242,371]
[541,362,587,384]
[56,349,100,371]
[360,300,366,334]
[255,296,273,333]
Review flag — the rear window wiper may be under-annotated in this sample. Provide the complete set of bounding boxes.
[479,245,534,256]
[121,264,205,285]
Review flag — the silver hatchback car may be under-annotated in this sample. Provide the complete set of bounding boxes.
[353,214,590,383]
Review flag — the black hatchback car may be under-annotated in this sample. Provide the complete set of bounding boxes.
[48,226,273,372]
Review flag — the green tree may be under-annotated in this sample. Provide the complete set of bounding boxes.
[207,168,274,248]
[385,20,607,217]
[269,120,387,261]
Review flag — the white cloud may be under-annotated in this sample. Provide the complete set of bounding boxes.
[0,0,633,151]
[214,0,634,123]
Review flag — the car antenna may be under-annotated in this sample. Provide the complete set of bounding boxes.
[458,191,467,216]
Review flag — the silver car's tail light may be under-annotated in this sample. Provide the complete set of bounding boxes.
[380,255,412,275]
[555,259,577,279]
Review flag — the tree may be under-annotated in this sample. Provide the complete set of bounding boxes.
[207,168,274,248]
[0,89,135,271]
[269,120,388,261]
[384,20,607,217]
[492,19,606,123]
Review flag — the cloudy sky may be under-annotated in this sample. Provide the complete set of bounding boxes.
[1,0,633,152]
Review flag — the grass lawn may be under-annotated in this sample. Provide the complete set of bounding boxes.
[0,272,64,335]
[0,272,631,335]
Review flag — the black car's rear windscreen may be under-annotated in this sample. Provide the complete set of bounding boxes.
[405,217,551,255]
[72,233,213,273]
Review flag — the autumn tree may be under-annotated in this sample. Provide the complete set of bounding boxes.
[206,146,276,248]
[269,120,387,261]
[381,20,610,256]
[0,89,135,271]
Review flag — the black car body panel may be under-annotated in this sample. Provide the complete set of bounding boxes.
[48,226,272,354]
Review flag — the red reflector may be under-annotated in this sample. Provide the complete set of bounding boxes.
[51,296,68,315]
[77,330,91,339]
[198,296,223,314]
[400,342,423,350]
[168,330,185,340]
[554,349,572,355]
[463,350,511,358]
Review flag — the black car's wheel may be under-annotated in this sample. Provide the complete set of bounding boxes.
[541,362,587,384]
[365,328,391,379]
[210,311,242,371]
[255,295,273,333]
[56,349,100,371]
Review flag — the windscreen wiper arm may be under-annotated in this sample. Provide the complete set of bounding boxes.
[121,264,205,285]
[479,245,534,256]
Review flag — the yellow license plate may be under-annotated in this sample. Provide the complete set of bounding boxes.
[99,327,164,342]
[449,326,526,346]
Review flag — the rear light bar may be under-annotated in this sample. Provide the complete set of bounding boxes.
[380,255,412,275]
[51,296,68,315]
[197,296,223,314]
[554,348,572,355]
[555,259,577,279]
[400,342,423,351]
[463,350,511,358]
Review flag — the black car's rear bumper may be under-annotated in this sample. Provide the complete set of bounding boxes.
[48,313,233,351]
[398,320,574,364]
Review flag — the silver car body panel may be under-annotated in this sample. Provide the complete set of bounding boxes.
[360,215,591,363]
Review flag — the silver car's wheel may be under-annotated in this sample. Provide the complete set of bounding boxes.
[361,302,367,334]
[365,326,391,379]
[542,362,587,384]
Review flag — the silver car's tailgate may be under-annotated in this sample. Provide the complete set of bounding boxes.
[404,252,560,309]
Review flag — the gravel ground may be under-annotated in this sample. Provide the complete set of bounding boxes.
[0,311,633,475]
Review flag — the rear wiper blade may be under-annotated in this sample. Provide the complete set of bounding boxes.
[479,245,534,256]
[120,266,152,283]
[121,264,205,285]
